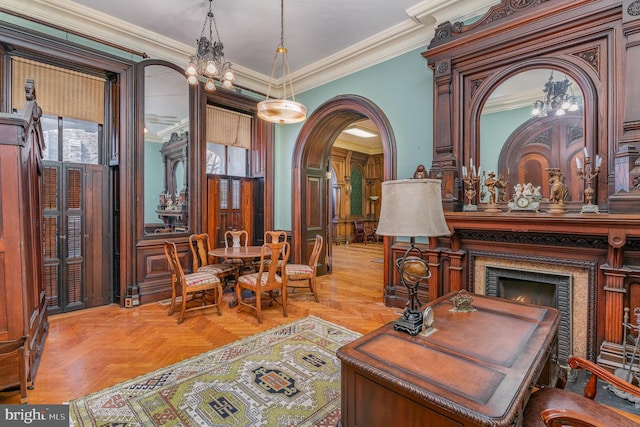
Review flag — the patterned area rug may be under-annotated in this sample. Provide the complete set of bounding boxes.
[69,316,360,426]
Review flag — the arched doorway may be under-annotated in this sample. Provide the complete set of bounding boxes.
[291,95,396,290]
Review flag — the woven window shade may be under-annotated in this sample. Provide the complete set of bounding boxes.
[11,57,105,124]
[206,105,252,149]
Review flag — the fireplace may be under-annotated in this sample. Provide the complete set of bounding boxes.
[485,266,572,365]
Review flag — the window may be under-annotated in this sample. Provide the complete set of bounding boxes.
[41,115,101,164]
[205,105,251,178]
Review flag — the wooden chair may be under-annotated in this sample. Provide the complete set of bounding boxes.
[286,234,323,302]
[0,336,28,404]
[353,220,375,244]
[224,229,252,277]
[253,230,288,270]
[188,233,235,286]
[523,356,640,426]
[164,241,222,324]
[236,239,290,324]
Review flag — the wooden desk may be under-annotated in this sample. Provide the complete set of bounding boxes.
[337,293,560,427]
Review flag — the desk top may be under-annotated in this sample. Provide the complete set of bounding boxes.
[337,292,560,426]
[208,246,265,258]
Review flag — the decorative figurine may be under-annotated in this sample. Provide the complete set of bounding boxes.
[547,168,568,214]
[413,164,427,179]
[482,171,502,212]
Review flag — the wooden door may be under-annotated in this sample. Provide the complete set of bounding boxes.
[303,166,328,274]
[207,175,255,248]
[43,162,111,313]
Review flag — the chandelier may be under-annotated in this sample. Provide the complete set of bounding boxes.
[531,72,579,117]
[185,0,234,91]
[257,0,307,125]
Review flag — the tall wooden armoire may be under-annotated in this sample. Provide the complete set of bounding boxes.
[0,80,48,387]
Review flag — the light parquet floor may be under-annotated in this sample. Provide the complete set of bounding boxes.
[4,242,639,425]
[3,242,398,405]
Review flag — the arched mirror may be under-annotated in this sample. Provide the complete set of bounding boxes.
[143,63,190,234]
[479,68,585,205]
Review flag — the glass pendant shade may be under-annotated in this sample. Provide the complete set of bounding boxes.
[257,0,306,125]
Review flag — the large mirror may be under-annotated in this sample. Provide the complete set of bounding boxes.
[479,68,585,204]
[143,64,190,234]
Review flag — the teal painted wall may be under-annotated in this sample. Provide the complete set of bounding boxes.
[274,47,434,230]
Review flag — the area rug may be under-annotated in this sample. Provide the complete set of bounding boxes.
[69,316,360,426]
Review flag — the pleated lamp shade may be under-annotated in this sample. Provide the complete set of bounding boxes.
[375,179,450,238]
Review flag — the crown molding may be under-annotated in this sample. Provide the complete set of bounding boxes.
[2,0,498,96]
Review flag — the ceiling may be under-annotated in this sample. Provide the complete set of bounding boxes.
[3,0,500,95]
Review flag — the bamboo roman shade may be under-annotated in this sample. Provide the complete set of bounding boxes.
[11,57,105,124]
[206,105,252,150]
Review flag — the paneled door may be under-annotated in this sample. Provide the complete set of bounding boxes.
[43,162,111,314]
[303,166,328,275]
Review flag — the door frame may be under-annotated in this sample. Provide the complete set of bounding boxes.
[291,95,396,296]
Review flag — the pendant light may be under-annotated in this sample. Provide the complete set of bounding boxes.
[257,0,307,125]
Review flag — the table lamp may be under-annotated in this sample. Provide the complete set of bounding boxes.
[376,179,450,335]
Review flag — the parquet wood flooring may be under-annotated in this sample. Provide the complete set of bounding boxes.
[3,242,398,405]
[3,241,639,425]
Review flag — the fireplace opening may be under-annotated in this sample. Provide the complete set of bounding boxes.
[498,278,557,307]
[486,266,572,365]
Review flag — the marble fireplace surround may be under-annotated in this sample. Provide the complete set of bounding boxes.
[470,252,597,362]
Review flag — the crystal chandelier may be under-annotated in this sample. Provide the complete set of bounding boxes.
[185,0,234,91]
[531,71,579,117]
[257,0,307,125]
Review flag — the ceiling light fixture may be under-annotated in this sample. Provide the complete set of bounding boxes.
[185,0,234,91]
[257,0,307,125]
[342,127,377,138]
[531,71,579,117]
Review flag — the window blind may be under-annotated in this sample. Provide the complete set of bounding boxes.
[11,57,105,124]
[205,105,252,150]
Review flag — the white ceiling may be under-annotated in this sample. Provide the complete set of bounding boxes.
[3,0,500,94]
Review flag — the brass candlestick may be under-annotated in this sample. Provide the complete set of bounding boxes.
[461,163,480,211]
[576,148,601,214]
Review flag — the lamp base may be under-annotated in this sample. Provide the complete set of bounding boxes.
[394,309,423,336]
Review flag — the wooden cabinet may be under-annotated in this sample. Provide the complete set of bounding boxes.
[0,80,48,387]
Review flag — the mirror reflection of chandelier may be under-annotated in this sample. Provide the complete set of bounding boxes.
[531,71,579,117]
[185,0,234,91]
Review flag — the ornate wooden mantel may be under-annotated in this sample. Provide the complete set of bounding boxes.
[403,0,640,369]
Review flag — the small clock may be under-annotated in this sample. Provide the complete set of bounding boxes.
[516,196,530,208]
[423,307,434,329]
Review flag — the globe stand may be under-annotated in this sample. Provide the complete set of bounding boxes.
[393,244,431,336]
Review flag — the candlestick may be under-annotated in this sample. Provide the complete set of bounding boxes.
[462,162,480,212]
[576,150,601,214]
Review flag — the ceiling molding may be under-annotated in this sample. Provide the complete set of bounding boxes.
[2,0,498,96]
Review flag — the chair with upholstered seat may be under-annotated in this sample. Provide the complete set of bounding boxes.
[0,336,28,404]
[189,233,235,286]
[224,229,252,277]
[164,241,222,324]
[286,234,323,302]
[235,239,290,324]
[523,355,640,426]
[253,230,288,270]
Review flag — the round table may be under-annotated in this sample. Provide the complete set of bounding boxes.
[208,246,266,259]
